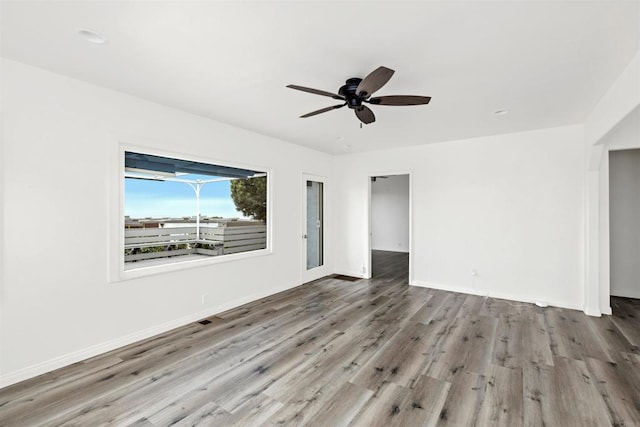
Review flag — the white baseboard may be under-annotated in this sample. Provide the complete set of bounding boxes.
[410,279,582,312]
[411,280,483,297]
[0,280,300,389]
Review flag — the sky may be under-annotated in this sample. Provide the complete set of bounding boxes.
[125,175,246,219]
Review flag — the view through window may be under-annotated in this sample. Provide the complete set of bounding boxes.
[124,151,267,270]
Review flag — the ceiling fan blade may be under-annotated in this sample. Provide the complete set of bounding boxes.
[355,105,375,124]
[300,103,346,118]
[368,95,431,106]
[356,66,395,98]
[287,85,344,100]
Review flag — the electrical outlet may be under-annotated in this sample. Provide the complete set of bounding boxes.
[201,294,208,305]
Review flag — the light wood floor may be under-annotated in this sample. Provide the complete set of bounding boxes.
[1,250,640,426]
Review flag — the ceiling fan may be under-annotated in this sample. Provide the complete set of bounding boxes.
[287,66,431,125]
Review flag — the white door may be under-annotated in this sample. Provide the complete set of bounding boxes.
[302,174,327,282]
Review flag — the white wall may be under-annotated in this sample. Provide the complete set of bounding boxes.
[0,59,333,386]
[609,149,640,298]
[334,125,586,309]
[371,175,409,253]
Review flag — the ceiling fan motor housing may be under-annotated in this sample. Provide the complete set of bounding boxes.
[339,78,367,108]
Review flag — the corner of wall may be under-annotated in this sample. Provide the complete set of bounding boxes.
[585,50,640,146]
[583,48,640,318]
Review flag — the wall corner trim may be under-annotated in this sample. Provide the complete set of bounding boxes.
[583,307,602,317]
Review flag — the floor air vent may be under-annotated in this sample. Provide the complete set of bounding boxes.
[198,319,212,325]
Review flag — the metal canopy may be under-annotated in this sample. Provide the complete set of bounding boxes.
[125,151,257,179]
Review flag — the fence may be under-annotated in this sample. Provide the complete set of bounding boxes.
[124,224,267,262]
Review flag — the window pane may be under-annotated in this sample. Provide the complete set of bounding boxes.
[306,180,323,269]
[124,151,267,270]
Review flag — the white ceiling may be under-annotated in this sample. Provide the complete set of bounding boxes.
[1,1,639,154]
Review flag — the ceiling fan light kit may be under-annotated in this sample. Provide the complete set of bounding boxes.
[287,66,431,125]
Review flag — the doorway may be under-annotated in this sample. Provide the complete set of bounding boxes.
[368,173,411,281]
[302,174,327,283]
[609,149,640,301]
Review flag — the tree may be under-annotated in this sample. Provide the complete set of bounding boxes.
[230,176,267,221]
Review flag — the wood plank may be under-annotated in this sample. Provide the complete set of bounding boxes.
[47,303,348,425]
[351,375,450,427]
[222,237,266,248]
[0,355,124,409]
[349,382,412,427]
[435,369,487,426]
[0,303,314,425]
[399,374,451,426]
[260,322,398,426]
[522,357,613,427]
[143,389,232,426]
[609,298,640,347]
[585,354,640,426]
[263,321,402,405]
[587,314,638,355]
[356,286,431,329]
[350,321,434,391]
[479,296,541,322]
[492,313,554,369]
[455,294,486,319]
[124,227,197,237]
[220,225,266,234]
[410,290,466,326]
[545,307,617,362]
[422,315,498,382]
[327,294,390,332]
[305,382,373,427]
[476,364,524,426]
[207,225,266,235]
[2,251,637,426]
[225,393,283,426]
[125,234,195,244]
[154,401,230,426]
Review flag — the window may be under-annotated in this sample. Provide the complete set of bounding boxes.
[123,151,268,271]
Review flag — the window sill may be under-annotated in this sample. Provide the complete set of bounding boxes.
[111,248,273,283]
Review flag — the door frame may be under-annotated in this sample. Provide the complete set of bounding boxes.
[302,173,328,283]
[367,171,413,282]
